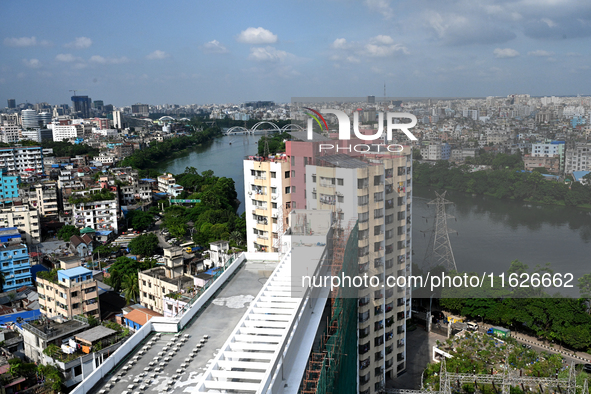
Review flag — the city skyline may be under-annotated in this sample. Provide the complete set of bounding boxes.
[2,0,591,106]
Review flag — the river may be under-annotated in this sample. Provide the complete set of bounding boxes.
[157,135,590,296]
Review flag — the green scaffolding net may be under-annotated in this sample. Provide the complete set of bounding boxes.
[300,222,359,394]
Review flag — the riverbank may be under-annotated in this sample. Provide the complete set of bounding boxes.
[413,161,591,210]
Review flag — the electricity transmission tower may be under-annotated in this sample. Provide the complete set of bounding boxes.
[422,191,457,272]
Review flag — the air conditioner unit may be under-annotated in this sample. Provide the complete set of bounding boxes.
[313,187,316,192]
[248,191,252,196]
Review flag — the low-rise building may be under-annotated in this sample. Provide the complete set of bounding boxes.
[0,229,32,291]
[524,155,560,174]
[122,307,163,331]
[70,234,94,257]
[37,266,100,320]
[0,204,40,244]
[138,247,195,314]
[71,188,119,233]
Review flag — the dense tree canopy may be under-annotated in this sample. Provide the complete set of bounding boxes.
[106,256,156,291]
[128,233,159,256]
[127,210,154,231]
[414,155,591,207]
[57,225,80,241]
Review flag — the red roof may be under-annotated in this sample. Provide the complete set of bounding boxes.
[124,308,163,326]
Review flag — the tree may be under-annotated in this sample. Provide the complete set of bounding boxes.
[578,273,591,300]
[8,358,36,377]
[128,233,158,256]
[105,257,142,291]
[229,231,244,246]
[168,223,187,239]
[43,344,61,359]
[38,364,65,392]
[122,273,139,305]
[57,225,80,241]
[127,210,155,231]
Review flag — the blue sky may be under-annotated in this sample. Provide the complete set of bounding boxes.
[1,0,591,106]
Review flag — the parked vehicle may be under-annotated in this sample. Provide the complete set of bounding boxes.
[487,326,511,338]
[466,322,479,331]
[185,246,202,253]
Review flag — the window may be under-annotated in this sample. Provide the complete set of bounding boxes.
[358,195,369,206]
[374,226,382,236]
[291,156,295,165]
[285,187,291,194]
[291,170,295,178]
[357,178,369,189]
[374,175,383,185]
[337,178,344,185]
[292,186,296,193]
[374,192,384,202]
[272,202,277,209]
[358,212,369,223]
[337,195,344,203]
[271,171,276,178]
[285,171,290,179]
[271,187,277,194]
[312,191,317,199]
[374,208,384,218]
[312,174,316,183]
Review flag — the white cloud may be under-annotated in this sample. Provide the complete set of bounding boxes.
[332,38,349,49]
[541,18,557,28]
[527,50,554,56]
[346,56,361,63]
[364,0,394,19]
[202,40,228,54]
[370,35,395,45]
[90,55,129,64]
[237,27,278,44]
[65,37,92,49]
[147,50,169,60]
[4,36,51,47]
[494,48,519,58]
[22,59,41,68]
[248,46,290,62]
[365,42,409,57]
[56,53,78,62]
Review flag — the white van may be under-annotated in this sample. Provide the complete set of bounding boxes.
[466,322,479,331]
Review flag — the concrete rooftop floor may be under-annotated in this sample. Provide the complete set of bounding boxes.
[89,260,277,394]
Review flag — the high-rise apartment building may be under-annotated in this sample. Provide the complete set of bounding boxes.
[565,142,591,173]
[131,103,149,117]
[303,150,413,392]
[71,95,92,118]
[0,228,32,291]
[243,156,291,253]
[7,99,16,109]
[113,110,123,129]
[0,146,44,176]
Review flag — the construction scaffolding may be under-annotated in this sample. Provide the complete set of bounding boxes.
[379,358,589,394]
[300,220,358,394]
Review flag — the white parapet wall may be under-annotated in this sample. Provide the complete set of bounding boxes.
[70,252,248,394]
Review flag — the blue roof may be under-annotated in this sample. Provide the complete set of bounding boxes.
[94,230,112,236]
[541,174,560,180]
[141,178,156,182]
[59,266,92,279]
[573,171,590,182]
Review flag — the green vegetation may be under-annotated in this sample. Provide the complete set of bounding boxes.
[37,269,59,283]
[423,332,578,393]
[57,225,80,241]
[414,154,591,206]
[7,139,100,158]
[121,126,222,174]
[122,273,139,304]
[257,132,292,156]
[161,167,246,247]
[439,262,591,351]
[126,210,154,231]
[128,233,158,256]
[68,189,116,204]
[106,256,156,291]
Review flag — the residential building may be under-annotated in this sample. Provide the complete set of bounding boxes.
[71,188,119,233]
[37,266,100,320]
[524,155,560,174]
[0,229,32,291]
[532,141,566,171]
[157,173,184,197]
[564,142,591,173]
[303,149,413,391]
[0,167,20,203]
[131,103,149,117]
[70,234,94,257]
[205,240,229,268]
[113,110,123,129]
[243,156,291,253]
[33,182,59,217]
[138,247,194,314]
[122,307,163,331]
[0,205,40,244]
[420,141,451,161]
[0,146,44,177]
[51,120,83,142]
